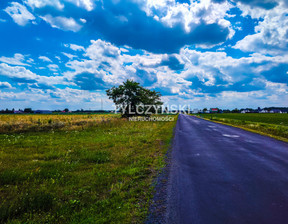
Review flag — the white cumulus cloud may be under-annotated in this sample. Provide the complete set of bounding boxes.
[0,82,12,89]
[4,2,36,26]
[24,0,95,11]
[39,56,52,62]
[234,0,288,56]
[140,0,233,35]
[48,64,59,71]
[65,0,95,11]
[0,63,38,81]
[40,15,82,32]
[68,44,85,51]
[0,54,31,66]
[24,0,64,10]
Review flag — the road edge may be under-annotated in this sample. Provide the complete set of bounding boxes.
[145,120,178,224]
[193,115,288,143]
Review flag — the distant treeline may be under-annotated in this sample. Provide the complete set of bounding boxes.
[0,108,112,114]
[202,107,288,114]
[1,107,288,114]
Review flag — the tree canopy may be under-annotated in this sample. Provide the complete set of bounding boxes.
[106,80,163,117]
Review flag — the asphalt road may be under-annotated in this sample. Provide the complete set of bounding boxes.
[166,114,288,224]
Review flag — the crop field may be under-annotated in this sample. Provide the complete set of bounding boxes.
[0,114,119,133]
[0,114,177,223]
[198,113,288,141]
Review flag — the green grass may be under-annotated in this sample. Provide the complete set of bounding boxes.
[0,115,177,223]
[200,113,288,126]
[197,113,288,141]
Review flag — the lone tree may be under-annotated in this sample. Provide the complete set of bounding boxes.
[106,80,163,118]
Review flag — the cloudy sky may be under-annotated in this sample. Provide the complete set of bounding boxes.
[0,0,288,110]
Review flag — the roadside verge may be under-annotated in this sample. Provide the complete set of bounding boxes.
[194,115,288,143]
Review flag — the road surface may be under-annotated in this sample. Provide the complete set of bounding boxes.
[166,114,288,224]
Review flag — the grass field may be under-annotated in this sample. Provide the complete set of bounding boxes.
[0,114,119,133]
[198,113,288,141]
[0,114,176,223]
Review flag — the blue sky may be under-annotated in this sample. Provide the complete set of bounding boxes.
[0,0,287,110]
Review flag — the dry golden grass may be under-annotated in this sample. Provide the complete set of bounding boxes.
[0,114,177,223]
[0,114,120,133]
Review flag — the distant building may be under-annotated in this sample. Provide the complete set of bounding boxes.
[14,110,23,114]
[241,109,251,114]
[192,109,199,114]
[34,110,52,114]
[270,109,282,113]
[210,108,218,113]
[259,110,268,113]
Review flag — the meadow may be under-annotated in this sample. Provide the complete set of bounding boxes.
[0,114,118,133]
[198,113,288,141]
[0,114,176,223]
